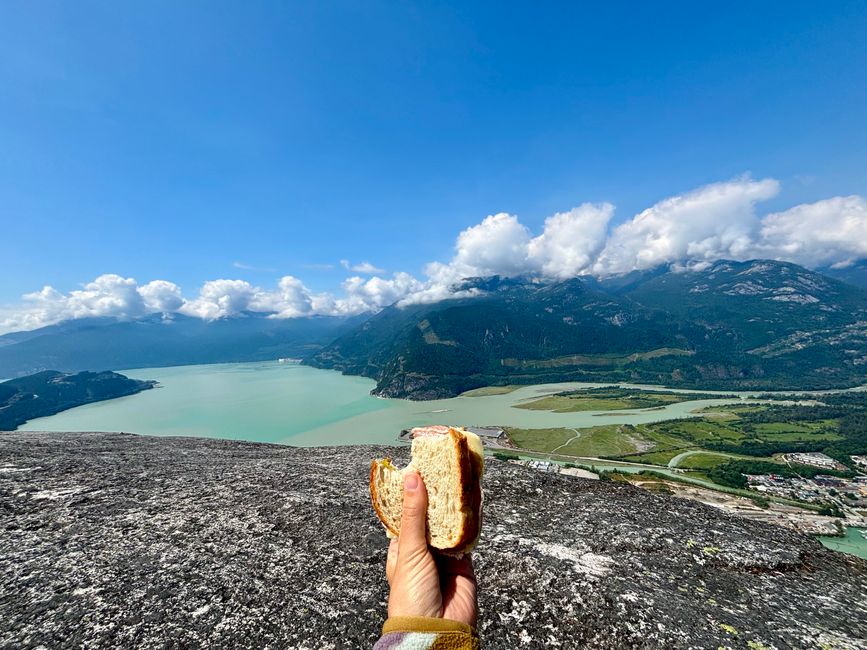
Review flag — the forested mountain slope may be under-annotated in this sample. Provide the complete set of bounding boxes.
[308,260,867,398]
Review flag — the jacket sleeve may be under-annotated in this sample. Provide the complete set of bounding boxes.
[373,616,479,649]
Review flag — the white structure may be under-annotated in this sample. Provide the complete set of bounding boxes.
[526,460,560,474]
[784,452,845,470]
[466,426,506,440]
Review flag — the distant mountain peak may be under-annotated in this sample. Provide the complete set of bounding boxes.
[819,258,867,289]
[450,275,535,293]
[0,313,368,378]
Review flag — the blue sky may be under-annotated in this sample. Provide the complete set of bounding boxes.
[1,1,866,329]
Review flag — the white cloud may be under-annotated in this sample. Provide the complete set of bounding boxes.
[232,261,277,272]
[139,280,184,313]
[251,276,315,318]
[19,274,147,325]
[398,206,613,303]
[592,177,780,275]
[756,195,867,268]
[395,213,533,305]
[179,279,257,320]
[393,212,534,305]
[0,286,71,334]
[528,203,614,279]
[453,213,533,278]
[397,178,865,303]
[68,274,148,320]
[334,272,424,313]
[3,176,867,336]
[339,259,386,274]
[0,274,160,335]
[397,280,482,307]
[0,271,429,334]
[299,263,335,270]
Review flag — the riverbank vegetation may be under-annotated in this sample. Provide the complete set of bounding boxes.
[512,386,729,413]
[459,385,521,397]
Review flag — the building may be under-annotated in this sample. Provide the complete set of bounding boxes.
[784,452,847,471]
[813,475,846,488]
[465,426,506,441]
[525,460,560,474]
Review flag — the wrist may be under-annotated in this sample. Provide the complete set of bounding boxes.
[387,595,441,619]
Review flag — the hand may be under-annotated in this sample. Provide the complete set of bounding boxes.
[385,471,478,627]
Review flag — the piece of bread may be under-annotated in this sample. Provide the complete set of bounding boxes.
[370,426,484,553]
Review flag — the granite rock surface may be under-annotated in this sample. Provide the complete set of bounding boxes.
[1,431,865,649]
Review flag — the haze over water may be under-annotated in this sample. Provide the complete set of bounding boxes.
[22,361,777,446]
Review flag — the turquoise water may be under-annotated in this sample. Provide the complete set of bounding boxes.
[20,361,867,561]
[819,527,867,560]
[20,362,388,445]
[20,361,770,446]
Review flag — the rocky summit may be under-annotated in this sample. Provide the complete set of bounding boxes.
[1,432,865,650]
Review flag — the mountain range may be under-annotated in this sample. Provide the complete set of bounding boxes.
[308,259,867,398]
[3,259,867,399]
[0,312,363,378]
[819,259,867,289]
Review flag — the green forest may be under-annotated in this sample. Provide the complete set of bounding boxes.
[0,371,155,430]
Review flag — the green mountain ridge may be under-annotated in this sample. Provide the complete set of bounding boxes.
[3,260,866,400]
[0,370,155,430]
[307,260,867,398]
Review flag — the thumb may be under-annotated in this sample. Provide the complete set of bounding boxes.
[398,470,428,555]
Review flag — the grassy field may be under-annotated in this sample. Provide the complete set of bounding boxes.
[675,454,722,470]
[513,387,694,413]
[676,452,771,470]
[506,412,842,464]
[505,425,644,457]
[698,404,765,418]
[623,449,684,465]
[751,420,840,440]
[504,399,851,497]
[650,419,743,442]
[500,347,693,369]
[460,385,521,397]
[515,396,645,412]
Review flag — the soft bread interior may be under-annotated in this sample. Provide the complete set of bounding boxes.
[370,427,483,552]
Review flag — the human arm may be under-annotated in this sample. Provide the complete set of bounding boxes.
[373,471,479,649]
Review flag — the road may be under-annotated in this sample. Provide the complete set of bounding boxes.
[667,449,735,469]
[547,428,582,458]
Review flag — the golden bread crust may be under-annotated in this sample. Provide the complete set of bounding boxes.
[369,428,483,553]
[369,458,400,537]
[449,427,483,553]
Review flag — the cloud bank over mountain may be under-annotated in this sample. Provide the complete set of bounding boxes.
[592,178,780,274]
[2,176,866,334]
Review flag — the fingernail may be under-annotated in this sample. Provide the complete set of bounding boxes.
[404,472,419,490]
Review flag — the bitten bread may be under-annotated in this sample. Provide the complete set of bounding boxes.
[370,425,484,553]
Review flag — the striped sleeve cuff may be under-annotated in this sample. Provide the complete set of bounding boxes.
[373,617,479,649]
